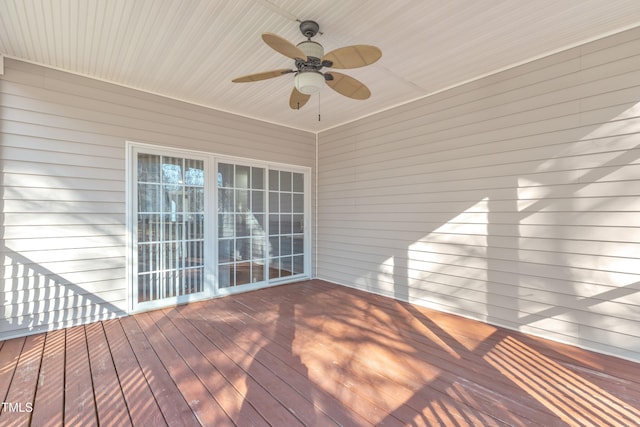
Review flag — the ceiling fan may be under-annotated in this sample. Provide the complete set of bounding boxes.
[232,20,382,109]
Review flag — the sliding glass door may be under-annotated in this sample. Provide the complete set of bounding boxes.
[217,162,308,289]
[217,163,267,288]
[134,150,208,310]
[268,169,305,279]
[129,143,309,312]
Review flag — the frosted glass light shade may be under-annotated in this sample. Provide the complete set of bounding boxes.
[294,71,324,94]
[297,40,324,59]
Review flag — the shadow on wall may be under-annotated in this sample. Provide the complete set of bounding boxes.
[481,144,640,326]
[1,248,125,340]
[338,96,640,358]
[417,132,638,350]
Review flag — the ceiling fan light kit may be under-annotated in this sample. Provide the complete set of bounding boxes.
[232,20,381,110]
[295,71,325,94]
[297,40,324,60]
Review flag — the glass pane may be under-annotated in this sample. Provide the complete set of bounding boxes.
[252,214,265,234]
[293,235,304,255]
[138,274,149,302]
[138,153,161,183]
[163,242,179,269]
[138,243,158,273]
[138,272,162,303]
[164,184,183,215]
[293,214,304,233]
[235,189,249,212]
[219,239,234,263]
[218,163,234,187]
[182,268,203,295]
[269,236,280,256]
[281,236,292,256]
[281,214,293,235]
[185,159,204,186]
[236,213,250,237]
[252,167,265,189]
[269,192,279,212]
[252,263,265,283]
[186,216,204,240]
[292,172,304,192]
[281,257,293,277]
[186,240,204,266]
[162,157,182,191]
[236,237,251,261]
[219,213,234,238]
[280,193,292,213]
[219,264,232,288]
[138,184,160,212]
[138,214,161,242]
[186,187,204,213]
[164,216,183,240]
[251,190,265,212]
[218,188,234,212]
[252,230,266,259]
[293,194,304,213]
[269,258,280,279]
[293,255,304,274]
[269,169,279,190]
[269,214,280,235]
[195,267,204,293]
[280,171,292,191]
[236,262,251,285]
[235,165,250,189]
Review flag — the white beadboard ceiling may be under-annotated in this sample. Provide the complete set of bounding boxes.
[2,0,640,133]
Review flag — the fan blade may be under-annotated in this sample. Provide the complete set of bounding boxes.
[262,33,308,61]
[325,72,371,100]
[323,45,381,69]
[289,87,311,110]
[232,69,293,83]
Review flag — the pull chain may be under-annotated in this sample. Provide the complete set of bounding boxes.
[318,91,321,122]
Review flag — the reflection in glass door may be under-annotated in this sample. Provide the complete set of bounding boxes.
[269,169,305,278]
[217,163,267,288]
[136,153,206,307]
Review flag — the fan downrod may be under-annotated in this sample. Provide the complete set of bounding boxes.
[299,20,319,39]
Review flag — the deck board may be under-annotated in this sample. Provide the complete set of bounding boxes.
[147,308,270,426]
[30,328,65,427]
[164,307,320,426]
[85,321,133,427]
[63,325,97,427]
[134,312,234,427]
[119,315,198,426]
[3,334,44,426]
[0,337,25,407]
[0,280,639,426]
[102,319,166,427]
[175,299,368,426]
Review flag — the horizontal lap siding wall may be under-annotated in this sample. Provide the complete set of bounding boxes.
[318,27,640,362]
[0,58,315,340]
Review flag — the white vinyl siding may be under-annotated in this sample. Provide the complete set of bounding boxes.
[317,27,640,362]
[0,58,315,340]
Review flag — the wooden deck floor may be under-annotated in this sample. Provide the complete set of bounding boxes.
[1,279,639,426]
